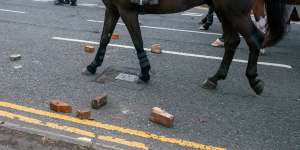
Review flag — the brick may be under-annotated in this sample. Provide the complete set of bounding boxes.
[91,95,107,109]
[84,45,96,53]
[150,44,161,54]
[10,54,22,61]
[111,33,120,40]
[49,100,72,113]
[149,107,174,128]
[76,110,91,119]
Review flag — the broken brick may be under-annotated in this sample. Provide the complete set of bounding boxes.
[111,33,120,40]
[84,45,96,53]
[91,95,107,109]
[49,100,72,113]
[76,110,91,120]
[149,107,174,128]
[150,44,161,54]
[10,54,22,61]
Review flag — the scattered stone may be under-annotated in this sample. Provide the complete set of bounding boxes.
[149,107,174,128]
[76,110,91,120]
[150,44,161,54]
[13,65,23,69]
[111,33,120,40]
[91,95,107,109]
[84,45,96,53]
[10,54,22,61]
[49,100,72,113]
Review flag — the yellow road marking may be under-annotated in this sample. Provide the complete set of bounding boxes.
[0,101,226,150]
[0,110,149,150]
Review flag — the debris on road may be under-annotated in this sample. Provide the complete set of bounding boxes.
[13,65,23,69]
[9,54,22,61]
[76,110,91,119]
[151,44,161,54]
[111,33,120,40]
[115,73,139,82]
[84,45,96,53]
[91,95,107,109]
[149,107,174,128]
[50,100,72,113]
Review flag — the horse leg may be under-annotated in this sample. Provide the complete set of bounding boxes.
[202,22,240,89]
[84,7,120,75]
[238,17,265,95]
[119,9,151,82]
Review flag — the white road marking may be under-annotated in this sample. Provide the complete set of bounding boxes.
[52,37,292,69]
[181,12,204,17]
[291,21,300,25]
[78,3,105,8]
[78,3,98,7]
[87,20,222,36]
[0,9,26,14]
[32,0,53,2]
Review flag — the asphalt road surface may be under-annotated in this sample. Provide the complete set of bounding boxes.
[0,0,299,150]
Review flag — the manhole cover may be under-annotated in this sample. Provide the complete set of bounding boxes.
[115,73,139,82]
[95,66,140,84]
[95,66,150,91]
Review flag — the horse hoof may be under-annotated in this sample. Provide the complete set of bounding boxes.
[82,66,96,75]
[138,74,150,83]
[252,79,264,95]
[201,79,217,89]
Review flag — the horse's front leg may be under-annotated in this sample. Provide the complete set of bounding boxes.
[244,27,265,95]
[119,9,151,82]
[83,7,120,75]
[202,22,240,89]
[235,16,265,95]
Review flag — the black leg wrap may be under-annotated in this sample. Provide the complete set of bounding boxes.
[139,65,151,83]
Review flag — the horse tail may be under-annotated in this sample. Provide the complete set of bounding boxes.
[263,0,287,47]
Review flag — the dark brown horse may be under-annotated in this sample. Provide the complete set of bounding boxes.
[83,0,288,95]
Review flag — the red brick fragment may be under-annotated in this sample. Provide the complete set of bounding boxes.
[91,95,107,109]
[49,100,72,113]
[84,45,96,53]
[76,110,91,120]
[149,107,174,128]
[150,44,161,54]
[111,33,120,40]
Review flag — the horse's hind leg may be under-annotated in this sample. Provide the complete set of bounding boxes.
[119,9,151,82]
[84,7,120,74]
[240,18,265,95]
[202,21,240,89]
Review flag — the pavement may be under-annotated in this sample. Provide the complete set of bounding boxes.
[0,0,299,150]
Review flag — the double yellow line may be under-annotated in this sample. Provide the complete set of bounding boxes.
[0,101,225,150]
[0,110,148,150]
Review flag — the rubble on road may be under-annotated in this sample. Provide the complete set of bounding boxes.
[91,95,108,109]
[76,110,91,120]
[150,44,161,54]
[111,33,120,40]
[10,54,22,61]
[84,45,96,53]
[50,100,72,113]
[149,107,174,128]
